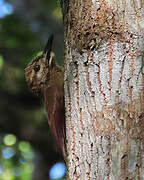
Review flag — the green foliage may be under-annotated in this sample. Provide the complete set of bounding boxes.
[0,134,34,180]
[0,55,4,71]
[3,134,16,146]
[0,0,64,179]
[1,15,39,48]
[44,0,61,12]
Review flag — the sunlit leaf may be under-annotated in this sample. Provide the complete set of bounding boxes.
[20,163,33,180]
[3,134,16,146]
[21,151,34,161]
[18,141,30,152]
[2,168,14,180]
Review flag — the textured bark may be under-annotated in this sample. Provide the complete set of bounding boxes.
[63,0,144,179]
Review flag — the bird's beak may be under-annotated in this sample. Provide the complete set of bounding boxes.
[43,34,54,64]
[48,52,55,67]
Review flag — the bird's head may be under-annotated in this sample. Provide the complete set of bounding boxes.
[25,34,55,92]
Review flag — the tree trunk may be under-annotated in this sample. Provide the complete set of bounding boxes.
[62,0,144,179]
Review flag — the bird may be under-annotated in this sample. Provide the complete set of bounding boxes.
[25,35,66,155]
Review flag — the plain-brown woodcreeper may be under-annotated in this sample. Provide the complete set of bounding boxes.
[25,35,65,155]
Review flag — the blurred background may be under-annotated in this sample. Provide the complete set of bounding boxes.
[0,0,65,179]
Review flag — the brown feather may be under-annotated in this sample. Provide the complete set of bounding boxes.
[44,81,65,154]
[25,55,66,155]
[44,68,66,154]
[25,35,66,156]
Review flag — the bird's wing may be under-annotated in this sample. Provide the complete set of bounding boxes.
[44,84,66,154]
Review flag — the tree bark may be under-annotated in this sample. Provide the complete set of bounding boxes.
[62,0,144,179]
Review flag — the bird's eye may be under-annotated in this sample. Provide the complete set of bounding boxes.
[34,65,40,72]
